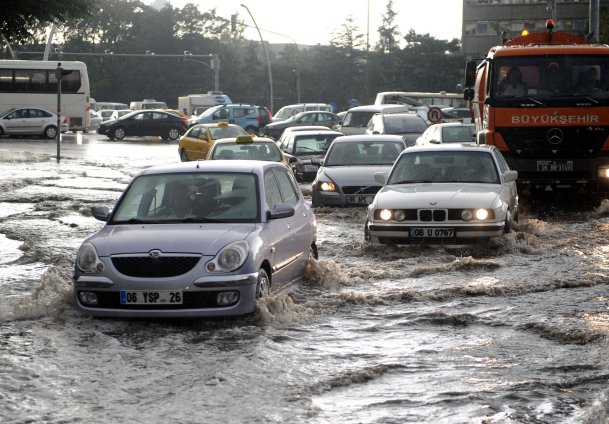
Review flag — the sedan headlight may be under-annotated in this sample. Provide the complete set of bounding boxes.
[461,208,492,221]
[206,240,249,273]
[315,181,336,192]
[76,242,104,273]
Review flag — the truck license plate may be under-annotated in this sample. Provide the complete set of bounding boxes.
[536,160,573,172]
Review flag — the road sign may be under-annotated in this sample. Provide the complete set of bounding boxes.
[427,106,443,124]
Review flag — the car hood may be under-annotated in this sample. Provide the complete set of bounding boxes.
[374,183,501,209]
[322,165,393,185]
[89,223,256,256]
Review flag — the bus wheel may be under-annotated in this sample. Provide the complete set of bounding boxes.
[44,126,57,139]
[113,127,125,140]
[179,149,189,162]
[167,128,180,140]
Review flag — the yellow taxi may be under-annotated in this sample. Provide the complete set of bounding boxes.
[163,109,189,118]
[178,122,248,161]
[206,135,294,167]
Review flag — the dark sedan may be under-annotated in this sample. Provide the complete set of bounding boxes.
[97,110,189,141]
[261,111,342,140]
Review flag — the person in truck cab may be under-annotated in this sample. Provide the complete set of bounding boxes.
[498,66,528,97]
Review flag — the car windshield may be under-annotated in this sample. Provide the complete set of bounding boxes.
[324,141,405,166]
[292,134,337,156]
[441,126,475,142]
[388,151,499,184]
[342,111,375,128]
[208,126,247,140]
[212,142,282,161]
[383,115,428,133]
[110,172,259,224]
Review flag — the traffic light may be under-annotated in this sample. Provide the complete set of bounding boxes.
[231,14,237,32]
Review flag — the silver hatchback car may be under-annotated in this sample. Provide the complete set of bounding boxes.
[73,160,317,318]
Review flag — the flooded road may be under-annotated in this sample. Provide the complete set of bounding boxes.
[2,134,609,423]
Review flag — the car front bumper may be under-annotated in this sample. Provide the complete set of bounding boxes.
[367,221,505,244]
[73,272,259,318]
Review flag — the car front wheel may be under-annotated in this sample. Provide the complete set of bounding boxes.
[44,126,57,139]
[113,127,126,140]
[256,268,271,299]
[167,128,180,140]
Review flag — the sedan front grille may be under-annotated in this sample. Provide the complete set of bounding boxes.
[342,185,381,195]
[111,256,201,278]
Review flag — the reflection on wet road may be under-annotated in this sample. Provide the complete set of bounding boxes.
[1,134,609,423]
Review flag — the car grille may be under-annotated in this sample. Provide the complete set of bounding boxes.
[342,185,381,195]
[111,256,201,278]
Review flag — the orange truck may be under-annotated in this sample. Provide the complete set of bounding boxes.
[464,20,609,206]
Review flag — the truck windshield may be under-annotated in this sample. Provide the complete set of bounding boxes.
[492,55,609,100]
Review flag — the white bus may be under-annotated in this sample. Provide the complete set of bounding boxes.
[0,60,91,131]
[375,91,466,108]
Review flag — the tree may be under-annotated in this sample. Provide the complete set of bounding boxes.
[375,0,401,53]
[1,0,96,44]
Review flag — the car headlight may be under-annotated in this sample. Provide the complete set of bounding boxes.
[475,208,489,220]
[76,242,104,273]
[461,208,491,221]
[315,181,336,192]
[599,167,609,178]
[379,209,392,221]
[206,240,249,273]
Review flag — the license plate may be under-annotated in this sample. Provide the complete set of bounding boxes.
[536,160,573,172]
[410,227,454,238]
[120,290,183,305]
[346,195,374,204]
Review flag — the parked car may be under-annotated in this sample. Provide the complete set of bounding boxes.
[189,104,272,135]
[178,122,247,161]
[73,160,318,318]
[336,104,410,136]
[98,110,115,121]
[311,135,408,207]
[85,110,103,133]
[262,111,342,140]
[272,103,333,122]
[278,129,343,182]
[365,144,519,245]
[110,109,133,120]
[97,110,189,141]
[366,112,429,146]
[416,122,476,145]
[0,107,68,139]
[206,135,293,167]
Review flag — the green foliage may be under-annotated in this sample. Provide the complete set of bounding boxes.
[1,0,96,44]
[5,0,465,112]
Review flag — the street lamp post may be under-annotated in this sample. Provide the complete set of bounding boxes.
[184,51,220,92]
[240,4,274,113]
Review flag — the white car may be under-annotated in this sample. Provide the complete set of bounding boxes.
[365,144,519,245]
[311,135,408,207]
[85,110,103,132]
[415,122,476,145]
[0,106,68,138]
[109,109,133,120]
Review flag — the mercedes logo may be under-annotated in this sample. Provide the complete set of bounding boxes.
[149,249,162,258]
[547,128,564,145]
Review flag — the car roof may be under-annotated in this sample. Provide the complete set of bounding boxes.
[193,123,242,129]
[213,136,275,144]
[405,143,494,153]
[292,130,343,136]
[347,104,410,113]
[333,134,406,142]
[136,158,284,176]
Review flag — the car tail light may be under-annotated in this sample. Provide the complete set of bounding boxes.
[180,119,188,125]
[63,116,68,124]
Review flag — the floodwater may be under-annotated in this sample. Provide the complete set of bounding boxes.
[2,134,609,423]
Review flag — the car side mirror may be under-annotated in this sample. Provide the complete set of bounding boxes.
[374,172,386,184]
[267,203,295,220]
[288,156,298,164]
[430,139,441,144]
[503,170,518,183]
[91,206,110,222]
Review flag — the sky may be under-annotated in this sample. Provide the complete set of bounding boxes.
[147,0,463,46]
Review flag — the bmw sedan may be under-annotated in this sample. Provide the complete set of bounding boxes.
[73,160,318,318]
[311,135,407,207]
[365,144,519,245]
[97,110,189,141]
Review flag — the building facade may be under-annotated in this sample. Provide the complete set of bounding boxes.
[462,0,608,57]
